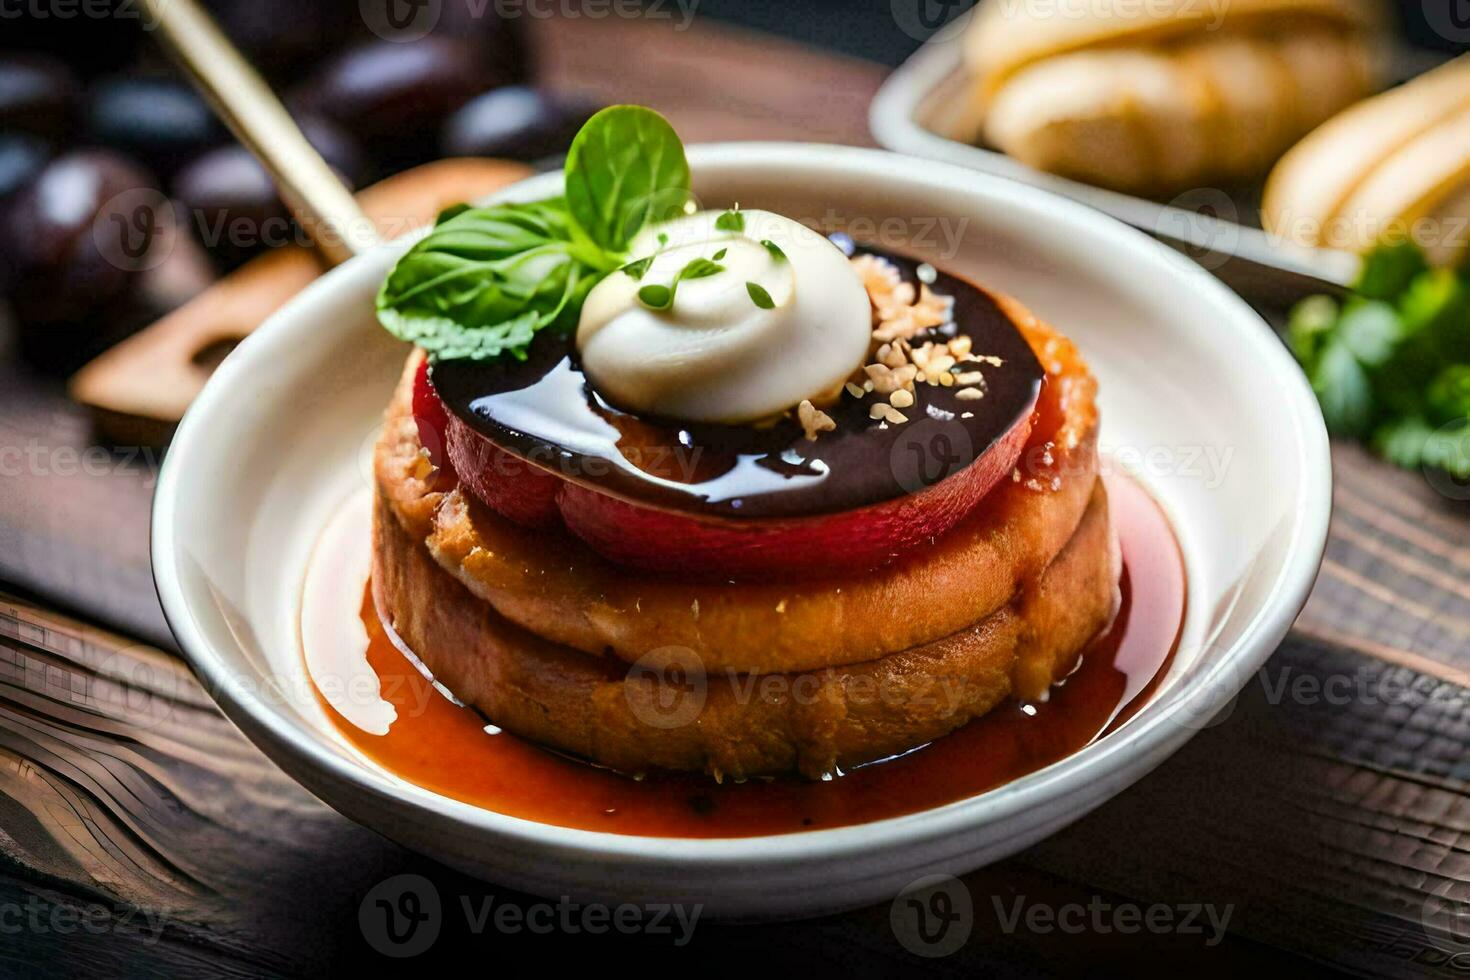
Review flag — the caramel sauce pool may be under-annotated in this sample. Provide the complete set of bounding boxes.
[306,473,1184,837]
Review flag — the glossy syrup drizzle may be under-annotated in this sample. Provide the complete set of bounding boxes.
[306,473,1185,838]
[428,244,1045,519]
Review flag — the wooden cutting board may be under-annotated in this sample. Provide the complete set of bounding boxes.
[68,158,533,445]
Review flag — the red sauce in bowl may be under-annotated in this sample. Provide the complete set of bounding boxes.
[310,472,1184,838]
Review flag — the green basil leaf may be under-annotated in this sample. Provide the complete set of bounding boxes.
[1428,365,1470,424]
[434,202,472,226]
[1372,415,1434,469]
[1311,339,1374,437]
[762,239,786,262]
[564,105,690,254]
[1286,294,1338,372]
[1422,422,1470,480]
[1356,241,1429,301]
[746,282,774,309]
[715,209,744,232]
[1336,300,1402,367]
[1383,416,1470,479]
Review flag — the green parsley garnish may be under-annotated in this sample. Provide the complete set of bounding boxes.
[746,282,775,309]
[637,284,673,309]
[621,255,655,280]
[1290,241,1470,480]
[636,256,727,310]
[715,208,744,233]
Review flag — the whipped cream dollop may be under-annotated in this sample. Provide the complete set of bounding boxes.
[576,209,871,425]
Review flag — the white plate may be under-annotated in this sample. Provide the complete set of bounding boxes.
[152,143,1330,919]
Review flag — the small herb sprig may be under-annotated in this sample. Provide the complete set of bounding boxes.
[376,106,691,361]
[1290,241,1470,478]
[637,255,726,310]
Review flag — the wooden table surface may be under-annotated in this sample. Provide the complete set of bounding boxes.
[3,15,1470,978]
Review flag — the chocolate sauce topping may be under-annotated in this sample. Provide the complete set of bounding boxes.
[430,243,1045,520]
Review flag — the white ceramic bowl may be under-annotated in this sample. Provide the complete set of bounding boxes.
[153,144,1330,919]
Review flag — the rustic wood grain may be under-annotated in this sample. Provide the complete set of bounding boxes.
[0,11,1468,976]
[0,588,1323,975]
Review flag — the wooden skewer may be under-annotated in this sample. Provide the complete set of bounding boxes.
[137,0,380,265]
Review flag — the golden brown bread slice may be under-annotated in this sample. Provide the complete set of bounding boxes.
[372,475,1118,779]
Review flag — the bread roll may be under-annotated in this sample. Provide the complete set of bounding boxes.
[966,0,1383,195]
[1263,54,1470,262]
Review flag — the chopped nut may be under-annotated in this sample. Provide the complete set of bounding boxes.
[865,362,917,395]
[955,387,984,401]
[852,252,905,326]
[844,382,866,399]
[977,354,1004,367]
[878,404,908,424]
[889,388,914,409]
[878,343,907,369]
[949,335,972,357]
[937,371,955,387]
[927,353,955,374]
[954,370,984,386]
[869,402,889,420]
[872,287,952,343]
[910,342,933,369]
[853,254,956,345]
[798,399,836,441]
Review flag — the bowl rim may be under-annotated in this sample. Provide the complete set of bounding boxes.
[152,141,1332,868]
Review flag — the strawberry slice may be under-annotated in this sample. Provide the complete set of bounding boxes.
[441,397,1033,578]
[411,356,453,472]
[445,413,563,529]
[554,413,1030,577]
